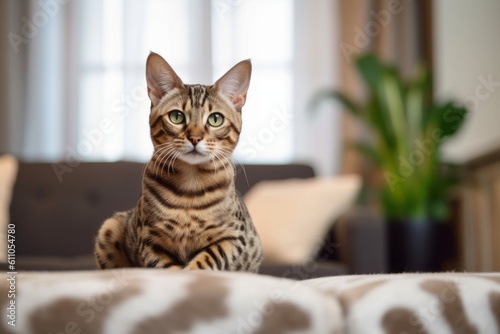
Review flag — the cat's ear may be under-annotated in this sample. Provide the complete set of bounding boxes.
[214,59,252,110]
[146,52,184,107]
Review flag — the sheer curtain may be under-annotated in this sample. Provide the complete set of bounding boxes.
[2,0,69,160]
[2,0,340,176]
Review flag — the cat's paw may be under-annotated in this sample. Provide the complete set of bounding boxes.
[164,265,183,270]
[184,261,218,271]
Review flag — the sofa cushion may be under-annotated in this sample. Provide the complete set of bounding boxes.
[0,155,18,262]
[2,255,97,271]
[258,261,347,280]
[234,164,315,195]
[10,162,143,257]
[244,174,362,265]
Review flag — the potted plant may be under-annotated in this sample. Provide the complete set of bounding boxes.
[311,54,468,272]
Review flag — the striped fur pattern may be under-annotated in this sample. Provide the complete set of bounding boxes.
[94,53,262,272]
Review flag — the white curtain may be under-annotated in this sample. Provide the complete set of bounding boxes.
[1,0,341,176]
[293,0,340,176]
[3,0,69,160]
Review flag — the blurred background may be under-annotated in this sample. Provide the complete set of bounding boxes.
[0,0,339,175]
[0,0,499,272]
[2,0,499,173]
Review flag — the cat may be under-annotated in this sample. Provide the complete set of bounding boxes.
[94,52,262,273]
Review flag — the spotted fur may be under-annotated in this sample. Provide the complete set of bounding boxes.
[94,52,262,272]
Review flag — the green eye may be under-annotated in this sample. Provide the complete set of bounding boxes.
[168,110,185,124]
[207,113,224,127]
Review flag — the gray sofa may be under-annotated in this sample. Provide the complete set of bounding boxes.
[7,162,499,334]
[5,162,386,277]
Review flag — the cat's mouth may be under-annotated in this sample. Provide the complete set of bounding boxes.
[186,148,204,156]
[179,148,212,165]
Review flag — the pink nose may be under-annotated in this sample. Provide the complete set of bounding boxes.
[189,134,203,146]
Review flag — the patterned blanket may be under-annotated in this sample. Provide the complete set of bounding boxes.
[1,270,499,333]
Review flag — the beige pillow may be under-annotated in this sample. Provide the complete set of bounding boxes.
[0,155,18,262]
[244,174,361,265]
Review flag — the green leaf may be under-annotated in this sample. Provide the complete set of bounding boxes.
[405,66,431,143]
[425,102,468,140]
[378,71,408,157]
[356,54,389,91]
[349,141,381,165]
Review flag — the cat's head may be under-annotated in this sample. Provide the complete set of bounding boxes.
[145,52,251,166]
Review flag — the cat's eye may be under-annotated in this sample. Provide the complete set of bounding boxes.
[168,110,185,124]
[207,113,224,127]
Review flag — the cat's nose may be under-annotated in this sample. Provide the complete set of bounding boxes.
[188,134,203,146]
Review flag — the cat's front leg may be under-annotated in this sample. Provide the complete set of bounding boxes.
[141,252,184,270]
[185,240,236,271]
[139,240,186,270]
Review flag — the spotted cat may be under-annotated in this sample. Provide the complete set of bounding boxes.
[94,52,262,272]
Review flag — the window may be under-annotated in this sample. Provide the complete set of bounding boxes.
[77,0,295,163]
[212,0,294,163]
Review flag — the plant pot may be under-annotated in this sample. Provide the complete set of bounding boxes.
[387,219,452,273]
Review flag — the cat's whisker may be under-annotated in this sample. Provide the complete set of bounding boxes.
[153,146,172,178]
[160,148,179,176]
[154,142,174,150]
[153,143,175,160]
[158,149,174,174]
[160,147,177,174]
[155,146,177,178]
[209,155,218,175]
[216,148,233,162]
[167,151,182,175]
[212,150,229,175]
[235,160,250,190]
[221,147,250,188]
[153,149,167,179]
[217,147,234,158]
[171,151,182,174]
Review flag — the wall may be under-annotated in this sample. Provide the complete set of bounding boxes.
[434,0,500,163]
[0,0,9,153]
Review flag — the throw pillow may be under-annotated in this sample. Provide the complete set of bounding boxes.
[244,174,361,265]
[0,155,18,262]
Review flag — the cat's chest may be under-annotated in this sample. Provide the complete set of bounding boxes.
[141,170,235,213]
[143,212,229,258]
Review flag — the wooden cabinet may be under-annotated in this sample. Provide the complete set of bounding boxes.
[459,149,500,271]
